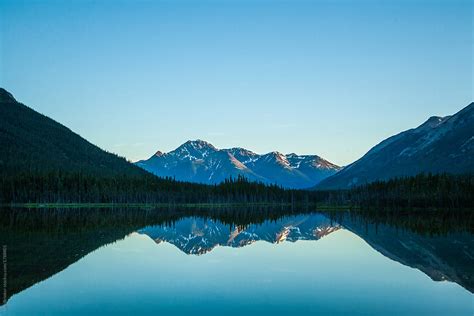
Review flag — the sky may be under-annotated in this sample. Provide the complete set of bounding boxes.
[0,0,472,165]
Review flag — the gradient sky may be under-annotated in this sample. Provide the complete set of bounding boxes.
[0,0,472,165]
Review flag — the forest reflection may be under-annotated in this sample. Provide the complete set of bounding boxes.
[0,206,472,305]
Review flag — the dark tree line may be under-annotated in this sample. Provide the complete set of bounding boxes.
[345,173,474,209]
[1,168,472,208]
[0,172,316,204]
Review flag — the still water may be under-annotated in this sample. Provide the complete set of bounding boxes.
[0,208,472,315]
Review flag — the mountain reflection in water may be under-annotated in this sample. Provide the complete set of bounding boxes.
[0,207,472,309]
[138,214,340,255]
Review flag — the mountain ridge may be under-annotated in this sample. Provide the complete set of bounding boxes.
[316,102,474,189]
[136,140,341,188]
[0,88,147,177]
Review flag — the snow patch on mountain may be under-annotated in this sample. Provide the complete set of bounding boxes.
[136,140,341,188]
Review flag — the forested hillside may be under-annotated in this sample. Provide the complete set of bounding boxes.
[0,88,145,176]
[321,173,474,209]
[317,102,474,189]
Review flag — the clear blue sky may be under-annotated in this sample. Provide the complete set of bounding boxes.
[1,0,472,165]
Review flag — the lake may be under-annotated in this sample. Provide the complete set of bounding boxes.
[0,207,472,315]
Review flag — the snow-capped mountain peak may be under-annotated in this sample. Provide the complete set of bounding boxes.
[261,151,291,168]
[135,140,340,188]
[224,147,259,164]
[182,139,217,150]
[170,139,218,161]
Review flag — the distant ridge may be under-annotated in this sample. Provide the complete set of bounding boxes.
[136,140,340,189]
[316,102,474,189]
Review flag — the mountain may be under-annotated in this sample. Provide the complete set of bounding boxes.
[138,212,474,292]
[316,102,474,189]
[137,140,264,184]
[136,140,340,189]
[0,88,319,204]
[341,213,474,293]
[138,214,340,255]
[0,88,146,177]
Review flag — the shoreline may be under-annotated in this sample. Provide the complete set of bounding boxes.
[1,202,354,210]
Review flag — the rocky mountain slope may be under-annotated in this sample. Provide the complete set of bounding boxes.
[316,102,474,189]
[136,140,340,188]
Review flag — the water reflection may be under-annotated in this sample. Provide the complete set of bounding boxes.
[0,207,472,312]
[138,214,340,255]
[340,212,474,293]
